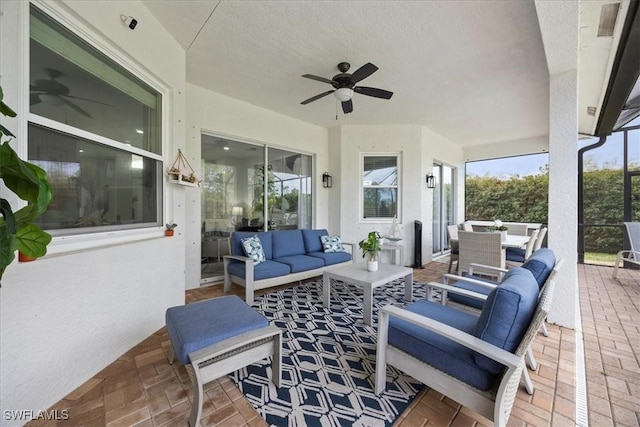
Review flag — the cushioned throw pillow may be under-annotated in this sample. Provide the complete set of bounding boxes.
[320,235,345,253]
[241,235,266,265]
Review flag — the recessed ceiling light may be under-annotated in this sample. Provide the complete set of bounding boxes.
[223,146,230,151]
[78,149,84,153]
[135,129,144,134]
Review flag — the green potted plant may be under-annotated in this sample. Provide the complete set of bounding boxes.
[0,85,52,282]
[359,231,382,272]
[165,223,177,237]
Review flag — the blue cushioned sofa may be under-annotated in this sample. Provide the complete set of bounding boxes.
[223,229,353,304]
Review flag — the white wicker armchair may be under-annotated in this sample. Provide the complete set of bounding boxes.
[375,277,556,427]
[457,230,505,275]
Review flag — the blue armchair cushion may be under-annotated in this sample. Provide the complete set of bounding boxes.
[321,235,346,253]
[307,251,352,266]
[301,228,329,253]
[166,295,268,365]
[521,248,556,289]
[473,268,539,373]
[388,300,498,390]
[271,230,306,258]
[232,231,273,260]
[227,259,291,280]
[241,235,266,266]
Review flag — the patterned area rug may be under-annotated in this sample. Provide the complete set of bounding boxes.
[230,279,428,427]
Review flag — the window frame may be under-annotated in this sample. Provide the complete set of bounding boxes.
[26,2,170,254]
[360,152,402,222]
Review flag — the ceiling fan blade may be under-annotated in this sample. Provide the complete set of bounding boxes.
[302,74,336,86]
[341,99,353,114]
[354,86,393,99]
[349,63,378,84]
[301,90,335,105]
[30,94,42,105]
[65,94,114,107]
[62,98,92,118]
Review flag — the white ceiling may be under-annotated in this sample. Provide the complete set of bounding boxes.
[140,1,619,148]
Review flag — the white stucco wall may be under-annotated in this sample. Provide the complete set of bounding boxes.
[332,125,462,266]
[185,84,329,288]
[0,0,186,422]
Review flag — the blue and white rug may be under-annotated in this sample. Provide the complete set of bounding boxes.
[230,279,428,427]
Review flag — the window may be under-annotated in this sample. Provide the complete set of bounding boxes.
[28,6,163,235]
[362,154,400,219]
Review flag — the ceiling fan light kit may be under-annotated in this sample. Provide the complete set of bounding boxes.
[301,62,393,114]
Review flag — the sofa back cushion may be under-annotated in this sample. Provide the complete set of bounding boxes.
[521,248,556,289]
[473,267,538,373]
[232,231,273,260]
[272,230,306,258]
[302,229,329,253]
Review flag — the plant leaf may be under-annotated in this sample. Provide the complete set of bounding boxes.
[16,223,52,258]
[0,198,16,234]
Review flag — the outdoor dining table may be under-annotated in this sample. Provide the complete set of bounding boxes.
[450,233,530,249]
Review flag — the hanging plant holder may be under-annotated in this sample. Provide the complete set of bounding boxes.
[167,149,201,187]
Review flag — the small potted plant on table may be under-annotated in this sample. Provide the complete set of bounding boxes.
[359,231,382,272]
[487,219,508,241]
[165,223,177,237]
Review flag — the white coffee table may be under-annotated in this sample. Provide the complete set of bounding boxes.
[322,263,414,325]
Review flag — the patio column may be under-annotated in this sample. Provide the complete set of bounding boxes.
[535,1,579,329]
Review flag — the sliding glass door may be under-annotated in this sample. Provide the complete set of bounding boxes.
[432,162,455,257]
[200,135,313,284]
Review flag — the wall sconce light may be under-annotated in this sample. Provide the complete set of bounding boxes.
[322,172,333,188]
[426,173,436,189]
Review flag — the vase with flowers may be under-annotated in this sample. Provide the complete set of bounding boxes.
[487,219,508,241]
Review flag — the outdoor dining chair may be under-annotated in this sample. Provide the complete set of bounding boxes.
[457,230,504,275]
[613,222,640,279]
[447,224,460,273]
[505,223,528,236]
[506,229,540,267]
[533,227,547,252]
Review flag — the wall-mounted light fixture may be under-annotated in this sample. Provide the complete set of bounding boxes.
[322,172,332,188]
[426,173,436,189]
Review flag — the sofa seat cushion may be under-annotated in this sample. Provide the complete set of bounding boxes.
[227,259,291,280]
[389,300,497,390]
[307,251,352,266]
[272,230,306,259]
[166,295,268,365]
[302,229,329,253]
[473,267,538,373]
[521,248,556,288]
[232,231,273,259]
[273,255,324,273]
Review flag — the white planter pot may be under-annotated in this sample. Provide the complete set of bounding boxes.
[367,260,379,272]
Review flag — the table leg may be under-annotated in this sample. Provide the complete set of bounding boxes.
[363,283,373,325]
[322,273,330,308]
[404,272,413,302]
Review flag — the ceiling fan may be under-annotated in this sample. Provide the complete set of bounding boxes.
[300,62,393,114]
[30,68,109,118]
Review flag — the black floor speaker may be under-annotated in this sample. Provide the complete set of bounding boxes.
[414,220,424,268]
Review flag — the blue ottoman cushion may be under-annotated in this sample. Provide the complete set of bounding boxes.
[505,247,526,263]
[166,295,269,365]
